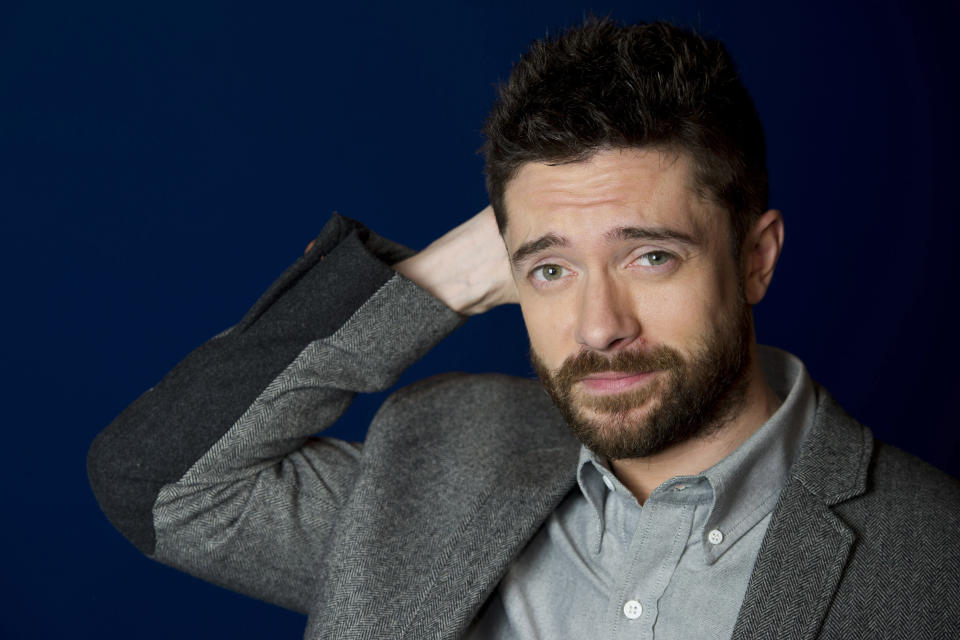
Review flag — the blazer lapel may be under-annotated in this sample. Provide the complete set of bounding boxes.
[731,482,855,640]
[732,387,873,640]
[400,443,579,640]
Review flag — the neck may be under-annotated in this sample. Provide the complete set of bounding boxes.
[610,343,781,504]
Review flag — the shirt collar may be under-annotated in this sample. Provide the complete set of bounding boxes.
[575,445,613,551]
[575,346,817,563]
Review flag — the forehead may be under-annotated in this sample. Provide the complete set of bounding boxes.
[502,148,720,245]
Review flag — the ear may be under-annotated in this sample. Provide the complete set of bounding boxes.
[742,209,784,305]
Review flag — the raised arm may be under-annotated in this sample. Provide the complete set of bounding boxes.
[87,213,485,612]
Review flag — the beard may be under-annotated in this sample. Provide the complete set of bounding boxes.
[530,301,753,460]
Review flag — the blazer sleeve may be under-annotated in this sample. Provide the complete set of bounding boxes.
[86,213,464,613]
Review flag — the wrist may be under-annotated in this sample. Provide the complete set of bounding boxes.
[392,206,517,315]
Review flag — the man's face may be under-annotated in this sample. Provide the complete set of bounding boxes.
[502,148,753,460]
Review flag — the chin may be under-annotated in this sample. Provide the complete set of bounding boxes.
[569,400,669,460]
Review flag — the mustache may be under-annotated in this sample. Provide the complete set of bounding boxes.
[549,346,684,385]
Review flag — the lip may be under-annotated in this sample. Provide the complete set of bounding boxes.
[578,371,659,394]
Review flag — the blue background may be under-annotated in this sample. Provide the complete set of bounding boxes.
[2,0,958,637]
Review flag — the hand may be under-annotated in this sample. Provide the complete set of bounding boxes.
[393,206,518,315]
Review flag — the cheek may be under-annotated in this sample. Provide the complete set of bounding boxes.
[633,292,692,343]
[631,278,727,347]
[518,295,576,365]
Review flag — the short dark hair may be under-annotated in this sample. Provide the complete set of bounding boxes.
[483,18,768,254]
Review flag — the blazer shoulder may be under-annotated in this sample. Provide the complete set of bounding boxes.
[866,439,960,512]
[829,434,960,571]
[370,372,575,452]
[389,371,551,403]
[799,385,960,532]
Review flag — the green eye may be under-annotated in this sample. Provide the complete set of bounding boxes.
[533,264,566,281]
[638,251,673,267]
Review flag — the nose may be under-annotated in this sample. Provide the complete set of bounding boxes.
[573,273,641,352]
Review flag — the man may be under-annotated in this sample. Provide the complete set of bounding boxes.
[88,18,960,639]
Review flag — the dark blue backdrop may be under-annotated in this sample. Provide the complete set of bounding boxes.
[3,1,958,637]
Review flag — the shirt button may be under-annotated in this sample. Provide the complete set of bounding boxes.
[623,600,643,619]
[602,474,615,491]
[708,529,724,545]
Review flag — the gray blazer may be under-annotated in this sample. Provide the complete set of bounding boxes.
[88,215,960,639]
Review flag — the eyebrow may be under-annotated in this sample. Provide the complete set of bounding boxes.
[510,226,700,270]
[605,226,700,246]
[510,233,569,269]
